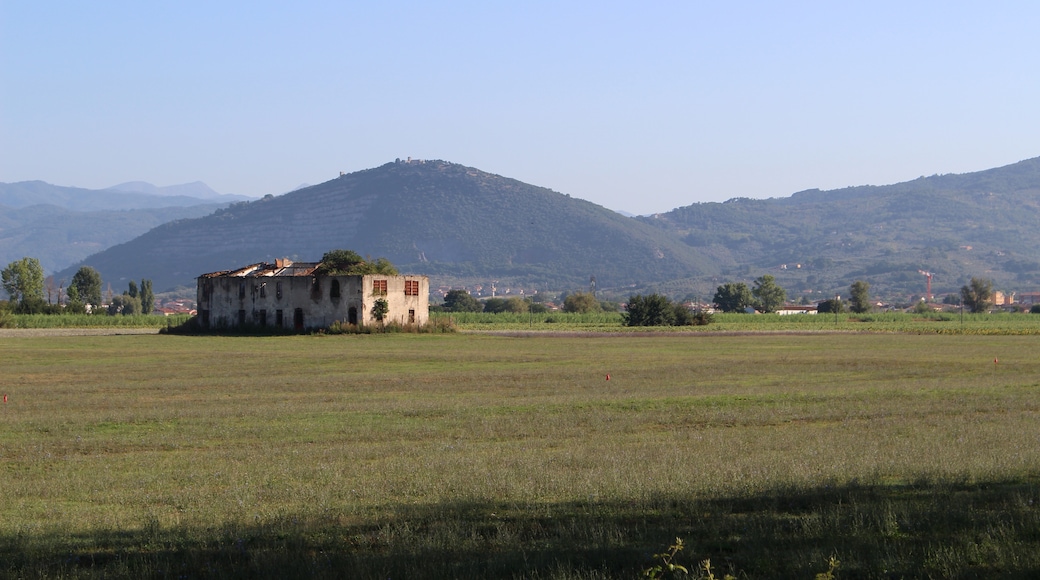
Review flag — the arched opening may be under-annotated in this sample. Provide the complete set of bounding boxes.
[330,279,341,299]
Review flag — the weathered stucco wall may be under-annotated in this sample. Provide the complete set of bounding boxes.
[197,273,429,330]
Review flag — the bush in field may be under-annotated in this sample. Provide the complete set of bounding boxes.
[484,297,529,313]
[563,292,601,313]
[818,298,844,314]
[625,294,712,326]
[443,289,483,312]
[108,294,142,316]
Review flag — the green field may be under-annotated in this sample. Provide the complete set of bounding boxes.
[2,332,1039,578]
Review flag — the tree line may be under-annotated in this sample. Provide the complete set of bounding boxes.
[1,257,154,315]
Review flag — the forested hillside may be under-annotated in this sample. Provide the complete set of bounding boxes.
[46,156,1040,302]
[58,161,716,292]
[641,157,1040,301]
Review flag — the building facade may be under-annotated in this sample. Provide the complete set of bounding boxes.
[196,259,429,330]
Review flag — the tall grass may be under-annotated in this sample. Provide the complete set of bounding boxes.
[2,333,1039,577]
[5,313,192,328]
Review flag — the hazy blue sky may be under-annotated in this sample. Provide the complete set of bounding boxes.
[2,2,1038,214]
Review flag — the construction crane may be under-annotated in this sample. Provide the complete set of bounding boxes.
[918,270,933,301]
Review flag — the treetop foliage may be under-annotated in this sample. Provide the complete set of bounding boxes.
[442,289,483,312]
[563,292,601,313]
[71,266,103,307]
[2,257,44,304]
[961,277,994,313]
[849,280,871,314]
[713,282,753,313]
[752,275,786,314]
[317,249,398,276]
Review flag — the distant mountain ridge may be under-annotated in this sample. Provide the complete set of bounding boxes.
[29,155,1040,302]
[0,180,241,274]
[641,156,1040,300]
[56,160,717,292]
[106,180,242,201]
[0,180,251,211]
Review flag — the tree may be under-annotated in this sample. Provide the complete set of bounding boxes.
[45,276,58,305]
[71,266,103,308]
[482,297,509,313]
[65,285,86,314]
[318,249,397,275]
[712,282,753,313]
[752,275,786,313]
[442,289,482,312]
[371,298,389,326]
[960,277,993,313]
[504,296,530,313]
[127,280,139,299]
[817,298,844,314]
[624,294,675,326]
[140,279,154,314]
[563,292,601,313]
[108,294,142,315]
[849,280,871,314]
[2,257,45,304]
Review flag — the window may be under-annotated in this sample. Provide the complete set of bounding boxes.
[405,280,419,296]
[276,282,283,300]
[238,281,246,298]
[257,309,267,326]
[259,283,266,298]
[330,279,341,299]
[408,309,416,323]
[373,279,388,295]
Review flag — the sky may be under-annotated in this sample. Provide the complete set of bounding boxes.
[2,2,1039,215]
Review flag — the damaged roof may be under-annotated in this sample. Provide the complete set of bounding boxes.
[198,259,319,279]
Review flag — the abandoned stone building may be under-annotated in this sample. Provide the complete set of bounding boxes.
[196,259,429,330]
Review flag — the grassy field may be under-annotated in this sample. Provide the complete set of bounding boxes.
[437,310,1040,334]
[2,332,1039,578]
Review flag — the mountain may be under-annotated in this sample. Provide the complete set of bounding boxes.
[0,203,228,275]
[640,156,1040,301]
[55,160,718,292]
[0,180,250,211]
[106,181,252,203]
